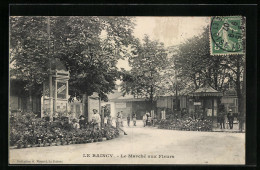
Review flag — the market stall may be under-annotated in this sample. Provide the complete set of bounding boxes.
[188,84,223,123]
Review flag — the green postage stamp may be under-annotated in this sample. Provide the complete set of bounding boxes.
[210,16,246,55]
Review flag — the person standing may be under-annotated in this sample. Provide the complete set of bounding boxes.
[153,114,157,127]
[142,114,147,127]
[127,114,131,127]
[120,111,124,127]
[220,112,225,129]
[218,105,226,129]
[92,109,101,131]
[116,112,121,127]
[227,109,234,129]
[132,113,137,126]
[146,111,150,125]
[116,112,127,135]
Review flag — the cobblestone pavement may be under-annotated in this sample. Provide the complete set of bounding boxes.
[9,120,245,165]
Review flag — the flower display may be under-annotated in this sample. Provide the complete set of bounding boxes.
[156,116,213,131]
[10,112,119,148]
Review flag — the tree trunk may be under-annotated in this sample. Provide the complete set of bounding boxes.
[150,85,154,112]
[239,59,246,131]
[235,59,242,115]
[29,88,33,112]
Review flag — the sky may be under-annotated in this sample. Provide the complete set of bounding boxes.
[133,17,210,47]
[116,17,210,75]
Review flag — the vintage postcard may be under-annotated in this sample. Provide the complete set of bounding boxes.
[9,15,246,165]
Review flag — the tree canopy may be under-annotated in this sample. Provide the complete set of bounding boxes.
[120,35,168,106]
[174,26,245,113]
[175,26,244,92]
[10,16,135,101]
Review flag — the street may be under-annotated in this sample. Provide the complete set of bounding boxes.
[9,120,245,165]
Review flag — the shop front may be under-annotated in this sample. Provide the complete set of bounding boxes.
[188,85,223,123]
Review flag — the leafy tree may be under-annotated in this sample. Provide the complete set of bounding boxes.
[219,54,245,115]
[121,36,168,109]
[174,26,245,114]
[10,16,135,101]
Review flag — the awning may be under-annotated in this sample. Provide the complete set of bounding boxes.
[188,85,223,97]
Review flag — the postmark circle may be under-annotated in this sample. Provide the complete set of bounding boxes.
[210,16,244,53]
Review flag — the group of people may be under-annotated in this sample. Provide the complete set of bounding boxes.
[73,109,113,132]
[127,113,137,127]
[75,109,102,131]
[142,111,156,127]
[218,106,235,129]
[73,110,158,135]
[116,111,137,127]
[73,106,237,133]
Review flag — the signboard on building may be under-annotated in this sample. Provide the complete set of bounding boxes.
[194,102,201,105]
[115,102,126,108]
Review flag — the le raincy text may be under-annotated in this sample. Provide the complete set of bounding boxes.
[83,154,174,159]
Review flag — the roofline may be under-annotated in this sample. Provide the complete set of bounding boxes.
[110,98,146,102]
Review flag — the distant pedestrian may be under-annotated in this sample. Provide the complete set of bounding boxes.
[227,109,234,129]
[120,111,124,127]
[132,113,137,126]
[116,113,127,135]
[116,112,121,127]
[127,114,131,126]
[218,104,226,129]
[142,114,147,127]
[153,114,157,126]
[219,112,225,129]
[146,111,150,125]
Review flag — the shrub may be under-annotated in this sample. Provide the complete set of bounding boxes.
[156,115,213,131]
[9,112,120,148]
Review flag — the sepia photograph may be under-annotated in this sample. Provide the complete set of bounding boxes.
[9,15,246,165]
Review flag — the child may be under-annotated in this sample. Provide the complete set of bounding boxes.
[79,115,86,129]
[72,119,80,129]
[127,114,131,127]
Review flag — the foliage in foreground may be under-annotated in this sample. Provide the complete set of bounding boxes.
[10,112,119,148]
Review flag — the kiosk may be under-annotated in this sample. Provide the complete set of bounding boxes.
[41,58,70,120]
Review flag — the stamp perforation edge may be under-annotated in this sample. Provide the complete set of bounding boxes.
[209,16,246,56]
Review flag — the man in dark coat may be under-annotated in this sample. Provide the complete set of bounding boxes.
[227,109,234,129]
[218,104,226,129]
[219,112,225,129]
